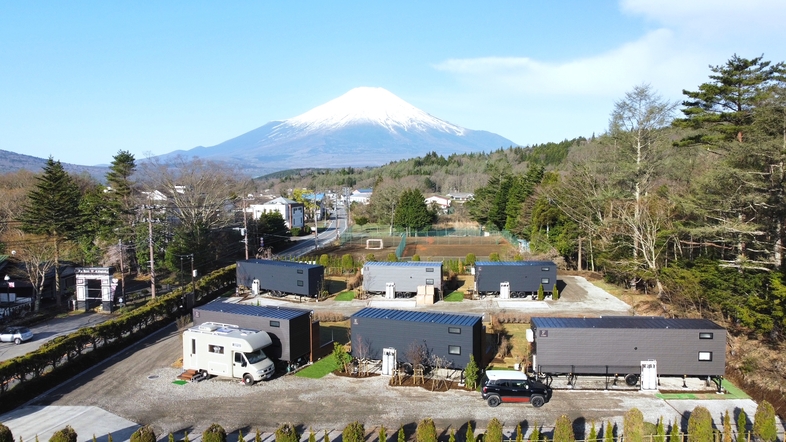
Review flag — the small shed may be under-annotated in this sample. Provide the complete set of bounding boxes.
[193,300,312,364]
[530,316,726,380]
[237,259,324,297]
[350,307,482,368]
[473,261,557,296]
[362,261,443,297]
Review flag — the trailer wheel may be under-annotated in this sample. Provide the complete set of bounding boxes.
[625,374,639,386]
[531,395,545,408]
[487,395,501,407]
[243,374,255,386]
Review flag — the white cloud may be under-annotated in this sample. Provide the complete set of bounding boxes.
[433,28,705,99]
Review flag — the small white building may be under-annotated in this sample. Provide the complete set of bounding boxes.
[249,197,305,229]
[349,188,373,205]
[447,192,474,202]
[425,195,451,213]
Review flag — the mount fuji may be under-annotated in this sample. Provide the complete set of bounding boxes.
[163,87,517,176]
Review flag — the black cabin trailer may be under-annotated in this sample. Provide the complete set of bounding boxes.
[474,261,557,297]
[362,261,443,297]
[350,307,482,369]
[193,300,312,365]
[237,259,324,297]
[530,316,726,390]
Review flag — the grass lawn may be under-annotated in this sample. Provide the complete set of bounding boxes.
[443,291,464,302]
[335,291,355,301]
[296,354,338,378]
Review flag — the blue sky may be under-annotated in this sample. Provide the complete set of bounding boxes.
[1,0,785,167]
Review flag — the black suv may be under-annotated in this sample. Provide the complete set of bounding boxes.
[480,370,553,407]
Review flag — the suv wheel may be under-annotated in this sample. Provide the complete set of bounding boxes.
[531,395,545,408]
[14,338,21,345]
[487,395,501,407]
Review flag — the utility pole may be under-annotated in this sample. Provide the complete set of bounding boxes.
[314,190,319,251]
[118,239,125,301]
[190,254,195,295]
[147,205,156,299]
[242,198,250,260]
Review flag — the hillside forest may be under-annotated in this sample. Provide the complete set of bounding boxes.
[0,54,785,413]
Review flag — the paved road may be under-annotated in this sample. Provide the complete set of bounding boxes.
[278,206,349,258]
[0,311,112,361]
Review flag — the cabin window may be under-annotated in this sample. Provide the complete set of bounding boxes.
[270,320,280,327]
[541,278,550,284]
[209,345,224,354]
[426,278,434,285]
[297,269,304,274]
[698,351,712,361]
[448,327,461,334]
[448,345,461,355]
[699,332,713,339]
[542,267,550,271]
[297,280,304,287]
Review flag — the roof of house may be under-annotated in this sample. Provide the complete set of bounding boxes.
[263,197,298,205]
[238,259,322,269]
[351,307,481,326]
[364,261,442,267]
[197,299,311,320]
[530,316,725,330]
[475,261,556,266]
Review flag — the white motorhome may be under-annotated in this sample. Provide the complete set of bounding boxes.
[182,322,275,385]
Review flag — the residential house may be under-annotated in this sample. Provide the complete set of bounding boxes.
[425,195,451,213]
[249,197,305,229]
[447,192,474,202]
[349,188,373,205]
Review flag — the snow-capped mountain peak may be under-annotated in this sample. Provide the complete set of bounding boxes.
[286,87,465,135]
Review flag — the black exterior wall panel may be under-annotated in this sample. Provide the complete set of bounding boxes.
[474,261,557,293]
[362,262,443,294]
[237,259,324,297]
[531,317,726,378]
[193,300,312,363]
[350,307,482,368]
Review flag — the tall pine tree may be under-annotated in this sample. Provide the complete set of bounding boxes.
[18,157,83,307]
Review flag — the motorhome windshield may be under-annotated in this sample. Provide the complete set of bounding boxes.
[245,349,268,364]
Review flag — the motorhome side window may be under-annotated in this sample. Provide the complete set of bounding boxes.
[209,345,224,354]
[542,267,550,271]
[448,327,461,334]
[426,279,434,285]
[297,280,304,286]
[270,320,280,327]
[699,332,713,339]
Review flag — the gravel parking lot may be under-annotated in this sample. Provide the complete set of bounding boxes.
[10,276,780,439]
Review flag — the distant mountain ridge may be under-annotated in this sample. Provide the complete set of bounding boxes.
[0,149,108,180]
[163,87,518,176]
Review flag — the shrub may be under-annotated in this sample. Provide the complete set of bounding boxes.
[365,253,376,262]
[238,432,245,442]
[324,430,330,442]
[302,225,312,235]
[489,252,500,262]
[0,423,13,442]
[343,422,364,442]
[449,430,456,442]
[687,406,713,442]
[587,422,597,442]
[722,411,732,442]
[529,423,540,442]
[412,254,421,261]
[397,427,405,442]
[553,415,575,442]
[668,420,680,442]
[416,418,437,442]
[464,355,479,390]
[319,254,330,267]
[386,252,398,262]
[49,426,77,442]
[274,424,299,442]
[537,284,545,301]
[465,253,476,266]
[603,422,614,442]
[291,227,301,236]
[130,427,156,442]
[753,401,777,442]
[485,418,504,442]
[654,418,665,442]
[552,283,559,300]
[516,425,524,442]
[736,409,747,442]
[379,426,387,442]
[355,216,369,226]
[308,430,315,442]
[341,254,354,271]
[623,408,644,442]
[202,424,227,442]
[332,341,352,373]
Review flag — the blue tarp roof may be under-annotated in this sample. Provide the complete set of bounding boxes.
[198,299,311,320]
[531,316,725,330]
[351,307,481,326]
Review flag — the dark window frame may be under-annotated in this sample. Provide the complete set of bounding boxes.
[270,320,280,327]
[448,345,461,355]
[448,327,461,334]
[699,332,713,339]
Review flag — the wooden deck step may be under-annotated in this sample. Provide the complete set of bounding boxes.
[177,369,198,381]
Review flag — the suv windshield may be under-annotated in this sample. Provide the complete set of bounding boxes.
[244,349,268,364]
